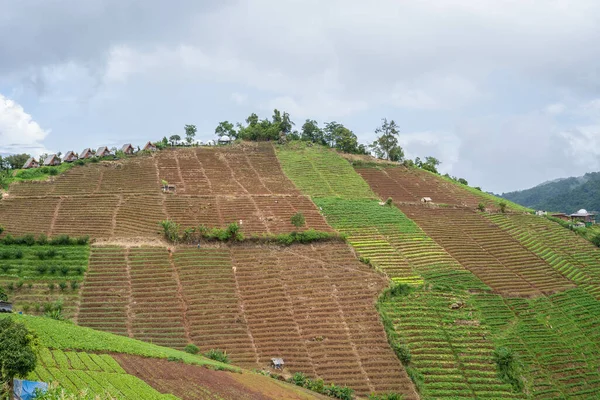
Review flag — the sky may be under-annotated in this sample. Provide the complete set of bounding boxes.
[2,0,600,193]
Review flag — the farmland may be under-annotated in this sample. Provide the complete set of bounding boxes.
[76,243,418,398]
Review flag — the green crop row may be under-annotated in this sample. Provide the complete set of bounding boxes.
[276,142,377,199]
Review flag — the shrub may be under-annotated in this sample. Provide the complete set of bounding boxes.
[290,372,307,387]
[58,281,68,291]
[290,212,306,228]
[2,234,15,245]
[50,234,73,245]
[385,197,393,206]
[394,344,411,366]
[167,356,183,363]
[76,235,90,245]
[406,367,424,393]
[499,201,507,213]
[6,282,14,291]
[14,249,23,259]
[204,349,229,363]
[493,347,523,392]
[477,202,486,212]
[225,222,243,241]
[369,394,404,400]
[70,281,79,290]
[73,266,84,275]
[36,265,48,275]
[184,344,199,355]
[0,264,10,273]
[48,282,55,291]
[159,220,180,242]
[27,282,33,289]
[19,233,36,246]
[16,280,24,289]
[60,265,70,276]
[45,309,64,320]
[22,304,30,313]
[49,265,58,275]
[74,159,85,166]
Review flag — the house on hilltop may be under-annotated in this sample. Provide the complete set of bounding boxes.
[43,154,61,166]
[143,141,157,152]
[421,197,433,203]
[551,213,569,221]
[96,146,112,157]
[121,143,135,155]
[22,157,39,169]
[63,151,78,163]
[80,148,94,159]
[218,135,232,145]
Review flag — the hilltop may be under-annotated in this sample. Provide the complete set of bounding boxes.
[0,140,599,399]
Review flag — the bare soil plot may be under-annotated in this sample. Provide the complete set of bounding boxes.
[114,354,327,400]
[400,205,574,297]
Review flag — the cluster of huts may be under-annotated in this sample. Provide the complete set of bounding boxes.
[22,142,158,169]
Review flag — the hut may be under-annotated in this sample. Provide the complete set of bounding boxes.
[0,301,12,313]
[43,154,61,166]
[535,210,547,216]
[80,148,94,159]
[421,197,433,203]
[551,213,570,222]
[570,209,596,226]
[121,143,135,155]
[96,146,112,157]
[22,157,39,169]
[62,151,78,163]
[270,358,284,370]
[218,135,232,145]
[143,141,157,152]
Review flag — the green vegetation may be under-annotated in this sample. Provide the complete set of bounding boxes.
[287,372,354,400]
[493,347,523,392]
[290,212,306,228]
[0,244,88,280]
[203,349,229,364]
[2,314,237,371]
[183,344,199,355]
[276,142,377,199]
[370,118,404,162]
[0,318,38,397]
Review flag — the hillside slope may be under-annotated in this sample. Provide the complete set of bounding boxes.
[500,172,600,213]
[4,314,324,400]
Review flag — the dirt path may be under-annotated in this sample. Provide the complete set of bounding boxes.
[243,150,271,194]
[48,197,63,236]
[221,153,250,195]
[173,152,187,193]
[124,248,134,338]
[230,259,261,365]
[93,169,104,194]
[193,150,213,194]
[110,194,124,239]
[168,251,192,343]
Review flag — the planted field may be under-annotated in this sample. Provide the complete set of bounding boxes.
[488,213,600,295]
[276,143,377,199]
[400,205,573,297]
[315,198,490,290]
[29,348,173,399]
[0,244,88,317]
[379,288,519,399]
[76,243,418,397]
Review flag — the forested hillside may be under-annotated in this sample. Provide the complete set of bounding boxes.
[501,172,600,213]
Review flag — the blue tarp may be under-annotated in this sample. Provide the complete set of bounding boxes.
[13,379,48,400]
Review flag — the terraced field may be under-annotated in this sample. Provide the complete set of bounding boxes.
[400,205,574,297]
[0,143,330,238]
[77,243,417,397]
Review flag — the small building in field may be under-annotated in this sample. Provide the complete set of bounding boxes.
[22,157,39,169]
[121,143,135,155]
[421,197,433,203]
[218,135,232,145]
[143,141,157,152]
[570,209,596,225]
[80,148,94,159]
[535,210,547,216]
[43,154,61,166]
[270,358,284,370]
[96,146,112,157]
[551,213,570,222]
[62,151,78,163]
[0,301,12,313]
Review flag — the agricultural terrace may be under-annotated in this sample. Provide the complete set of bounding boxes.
[276,142,377,199]
[5,314,322,399]
[76,243,418,398]
[488,213,600,299]
[400,205,574,297]
[315,198,489,290]
[356,165,508,210]
[0,243,89,318]
[0,143,331,237]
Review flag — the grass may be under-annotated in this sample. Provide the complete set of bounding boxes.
[2,314,238,372]
[1,163,75,189]
[276,142,377,199]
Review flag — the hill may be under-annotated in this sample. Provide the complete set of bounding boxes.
[500,172,600,213]
[1,140,600,399]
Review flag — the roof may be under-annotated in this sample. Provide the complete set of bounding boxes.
[80,148,92,155]
[23,157,38,168]
[121,143,134,152]
[271,358,284,364]
[63,151,77,160]
[571,209,596,217]
[421,197,432,201]
[97,146,109,154]
[219,135,231,141]
[43,154,60,166]
[143,141,156,149]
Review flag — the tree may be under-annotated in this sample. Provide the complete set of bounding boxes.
[323,122,363,154]
[421,156,441,174]
[301,120,324,144]
[499,201,507,213]
[169,135,181,146]
[0,319,38,396]
[457,178,468,185]
[2,154,30,170]
[291,212,305,228]
[215,121,237,139]
[370,119,404,161]
[272,109,294,134]
[184,124,197,145]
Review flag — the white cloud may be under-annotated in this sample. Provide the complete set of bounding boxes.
[0,94,50,156]
[545,103,566,115]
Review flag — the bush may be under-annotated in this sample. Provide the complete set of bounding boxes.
[60,265,70,276]
[406,367,424,393]
[6,282,14,291]
[167,356,184,363]
[499,201,507,213]
[477,202,486,212]
[58,281,68,291]
[16,280,24,289]
[2,234,15,245]
[36,265,48,275]
[493,347,523,392]
[290,212,306,228]
[394,344,411,366]
[50,234,73,246]
[290,372,307,386]
[0,264,10,273]
[14,249,23,259]
[18,234,36,246]
[184,344,199,355]
[48,282,55,291]
[74,159,85,166]
[159,220,180,242]
[369,393,404,400]
[70,281,79,290]
[204,349,229,363]
[76,235,90,245]
[385,197,393,206]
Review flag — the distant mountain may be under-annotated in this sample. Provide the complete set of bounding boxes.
[500,172,600,213]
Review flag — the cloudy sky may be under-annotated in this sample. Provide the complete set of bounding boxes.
[2,1,600,193]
